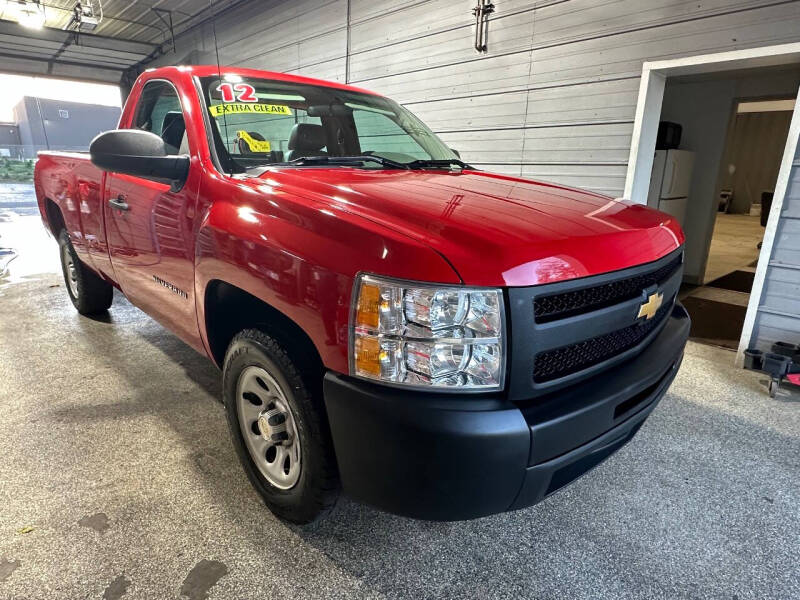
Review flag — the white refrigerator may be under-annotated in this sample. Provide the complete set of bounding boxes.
[647,149,695,227]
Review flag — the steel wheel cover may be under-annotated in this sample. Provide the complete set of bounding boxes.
[236,366,302,490]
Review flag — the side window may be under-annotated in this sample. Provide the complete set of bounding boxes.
[353,109,428,160]
[134,81,187,153]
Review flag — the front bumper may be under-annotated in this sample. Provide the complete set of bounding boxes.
[323,303,690,520]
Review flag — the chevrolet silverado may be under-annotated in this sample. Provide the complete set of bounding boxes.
[34,65,689,523]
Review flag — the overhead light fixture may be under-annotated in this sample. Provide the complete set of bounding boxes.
[67,1,101,32]
[8,0,46,29]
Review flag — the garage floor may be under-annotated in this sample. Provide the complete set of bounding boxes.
[1,214,799,600]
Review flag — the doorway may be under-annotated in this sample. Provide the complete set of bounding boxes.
[706,99,794,281]
[671,87,796,349]
[623,44,800,361]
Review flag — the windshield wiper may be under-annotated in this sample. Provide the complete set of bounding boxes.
[406,158,473,170]
[283,155,409,169]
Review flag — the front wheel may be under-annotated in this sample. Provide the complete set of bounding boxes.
[58,230,113,315]
[222,329,339,523]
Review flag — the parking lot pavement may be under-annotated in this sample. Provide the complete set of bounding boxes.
[0,223,798,599]
[0,214,56,283]
[0,182,36,210]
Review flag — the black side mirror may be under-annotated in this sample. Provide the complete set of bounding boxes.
[90,130,190,189]
[450,148,461,158]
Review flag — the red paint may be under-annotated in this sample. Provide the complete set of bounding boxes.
[216,82,258,102]
[234,83,257,102]
[34,65,684,374]
[216,82,236,102]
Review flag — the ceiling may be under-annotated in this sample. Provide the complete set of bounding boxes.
[4,0,220,44]
[0,0,244,83]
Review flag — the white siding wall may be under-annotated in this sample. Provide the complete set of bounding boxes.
[751,143,800,350]
[144,0,800,196]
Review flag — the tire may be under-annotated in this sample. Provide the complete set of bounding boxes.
[223,329,339,524]
[58,229,113,315]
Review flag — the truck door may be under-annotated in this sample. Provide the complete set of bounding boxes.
[77,167,115,280]
[104,79,203,350]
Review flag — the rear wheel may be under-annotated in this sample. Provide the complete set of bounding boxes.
[58,230,113,315]
[223,329,339,523]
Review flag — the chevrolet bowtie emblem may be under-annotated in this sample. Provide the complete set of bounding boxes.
[637,291,663,320]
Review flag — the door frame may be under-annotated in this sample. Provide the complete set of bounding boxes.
[622,43,800,363]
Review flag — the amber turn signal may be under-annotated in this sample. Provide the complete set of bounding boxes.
[354,336,382,376]
[355,281,380,328]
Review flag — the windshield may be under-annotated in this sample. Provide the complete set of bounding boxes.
[200,75,459,172]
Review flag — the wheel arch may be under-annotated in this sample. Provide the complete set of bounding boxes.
[203,279,326,388]
[44,197,66,236]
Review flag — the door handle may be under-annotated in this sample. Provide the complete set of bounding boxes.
[109,195,129,211]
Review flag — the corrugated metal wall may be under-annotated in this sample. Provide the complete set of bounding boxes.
[751,141,800,349]
[145,0,800,197]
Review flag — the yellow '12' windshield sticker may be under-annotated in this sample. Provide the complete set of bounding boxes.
[236,131,271,153]
[209,103,292,117]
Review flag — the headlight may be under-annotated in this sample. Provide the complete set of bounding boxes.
[350,274,505,390]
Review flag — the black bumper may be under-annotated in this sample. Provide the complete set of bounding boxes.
[323,303,690,520]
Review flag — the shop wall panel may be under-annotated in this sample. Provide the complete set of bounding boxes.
[436,128,526,165]
[520,122,632,165]
[3,55,123,83]
[349,0,475,52]
[348,4,534,83]
[354,51,534,104]
[531,0,787,49]
[530,2,800,88]
[207,2,345,74]
[522,78,641,127]
[520,164,628,197]
[471,163,523,176]
[349,0,415,23]
[286,58,349,84]
[406,91,530,132]
[214,0,344,50]
[349,0,535,32]
[217,1,345,65]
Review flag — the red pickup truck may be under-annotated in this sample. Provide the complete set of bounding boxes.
[35,65,689,523]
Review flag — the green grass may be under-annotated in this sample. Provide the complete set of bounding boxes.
[0,158,35,182]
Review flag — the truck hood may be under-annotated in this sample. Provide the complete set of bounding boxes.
[261,168,684,287]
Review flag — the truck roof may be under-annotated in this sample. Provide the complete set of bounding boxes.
[141,64,381,97]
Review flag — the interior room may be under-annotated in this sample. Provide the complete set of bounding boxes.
[654,66,800,349]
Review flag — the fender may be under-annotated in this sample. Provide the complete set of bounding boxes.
[193,189,460,373]
[35,154,83,245]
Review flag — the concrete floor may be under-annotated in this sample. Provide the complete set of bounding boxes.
[1,214,799,599]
